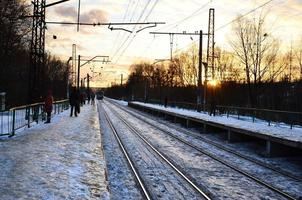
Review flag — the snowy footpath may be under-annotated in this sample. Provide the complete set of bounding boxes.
[0,104,109,200]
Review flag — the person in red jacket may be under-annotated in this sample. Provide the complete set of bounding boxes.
[44,90,53,123]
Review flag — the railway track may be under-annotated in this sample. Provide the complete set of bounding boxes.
[101,103,212,200]
[106,99,300,200]
[108,99,302,182]
[102,104,152,200]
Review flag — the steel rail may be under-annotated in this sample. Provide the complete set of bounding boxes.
[101,104,152,200]
[106,100,297,200]
[103,102,212,200]
[110,100,302,183]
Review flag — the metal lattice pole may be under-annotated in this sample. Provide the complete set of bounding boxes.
[28,0,46,103]
[205,8,215,110]
[207,8,215,80]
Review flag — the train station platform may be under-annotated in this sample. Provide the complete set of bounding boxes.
[128,102,302,157]
[0,104,109,199]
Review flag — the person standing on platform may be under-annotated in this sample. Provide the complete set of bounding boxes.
[87,90,91,104]
[69,87,78,117]
[44,90,53,123]
[91,92,95,105]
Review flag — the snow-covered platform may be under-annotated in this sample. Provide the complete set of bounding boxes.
[128,102,302,157]
[0,104,109,199]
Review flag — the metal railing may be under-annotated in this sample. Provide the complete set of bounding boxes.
[0,99,69,137]
[144,99,302,129]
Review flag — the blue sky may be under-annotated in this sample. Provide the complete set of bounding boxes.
[42,0,302,87]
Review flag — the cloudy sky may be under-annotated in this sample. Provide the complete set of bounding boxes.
[41,0,302,87]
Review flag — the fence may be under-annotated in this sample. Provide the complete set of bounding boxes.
[0,99,69,137]
[146,99,302,129]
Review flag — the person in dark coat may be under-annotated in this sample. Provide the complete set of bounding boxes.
[44,90,53,123]
[80,92,86,106]
[91,92,95,105]
[87,90,91,104]
[69,87,78,117]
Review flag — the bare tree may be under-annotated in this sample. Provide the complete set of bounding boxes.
[294,39,302,80]
[215,47,241,82]
[175,44,199,86]
[230,11,281,106]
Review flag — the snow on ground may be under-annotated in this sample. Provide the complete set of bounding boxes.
[107,98,128,106]
[131,102,302,143]
[110,102,302,198]
[97,101,143,200]
[0,104,109,200]
[105,100,289,200]
[101,102,203,200]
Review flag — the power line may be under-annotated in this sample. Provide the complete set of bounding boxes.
[109,0,132,56]
[111,0,156,62]
[216,0,274,31]
[110,0,152,61]
[173,0,275,56]
[112,0,138,55]
[114,0,161,64]
[154,0,212,31]
[115,1,159,64]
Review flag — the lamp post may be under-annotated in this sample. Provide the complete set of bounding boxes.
[66,56,72,98]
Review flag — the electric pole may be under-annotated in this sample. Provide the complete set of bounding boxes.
[198,30,203,112]
[77,55,81,89]
[76,55,110,90]
[27,0,71,104]
[205,8,215,111]
[87,73,90,91]
[150,31,208,111]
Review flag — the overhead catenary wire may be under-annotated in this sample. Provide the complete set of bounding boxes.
[114,0,161,63]
[114,0,211,64]
[215,0,274,31]
[109,0,133,57]
[110,0,139,57]
[154,0,212,32]
[173,0,276,56]
[110,0,153,61]
[120,0,210,62]
[111,0,159,64]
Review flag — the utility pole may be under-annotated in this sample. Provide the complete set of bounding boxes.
[198,30,203,112]
[87,73,90,91]
[27,0,71,104]
[170,34,174,60]
[76,55,110,90]
[121,74,123,86]
[289,41,293,82]
[207,8,215,79]
[66,56,72,98]
[150,31,208,110]
[72,44,77,87]
[205,8,215,111]
[77,55,81,89]
[28,0,46,103]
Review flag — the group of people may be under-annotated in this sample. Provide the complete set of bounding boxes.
[43,88,96,123]
[69,87,96,117]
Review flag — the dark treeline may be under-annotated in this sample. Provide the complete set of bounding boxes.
[0,0,69,108]
[105,62,302,112]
